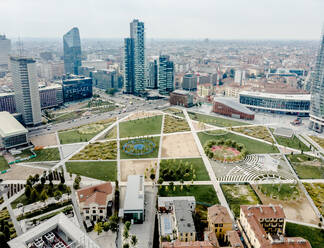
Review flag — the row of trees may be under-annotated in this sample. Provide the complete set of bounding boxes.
[159,159,195,182]
[122,221,138,248]
[94,214,119,235]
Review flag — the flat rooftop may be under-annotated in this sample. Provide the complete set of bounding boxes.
[0,111,28,138]
[123,175,145,212]
[239,91,311,101]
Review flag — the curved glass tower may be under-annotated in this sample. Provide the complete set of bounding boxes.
[63,27,81,75]
[309,30,324,132]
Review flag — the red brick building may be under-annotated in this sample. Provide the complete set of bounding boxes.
[170,90,193,108]
[213,97,254,120]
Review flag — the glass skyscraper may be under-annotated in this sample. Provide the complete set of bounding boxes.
[63,27,82,75]
[124,19,145,95]
[309,31,324,132]
[158,55,174,95]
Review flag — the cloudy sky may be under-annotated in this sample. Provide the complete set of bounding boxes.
[1,0,323,40]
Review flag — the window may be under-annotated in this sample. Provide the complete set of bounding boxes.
[219,224,223,227]
[92,210,96,214]
[215,224,218,227]
[86,210,89,214]
[220,229,222,232]
[100,210,103,213]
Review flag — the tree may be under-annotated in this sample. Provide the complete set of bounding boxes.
[24,184,31,198]
[58,183,65,191]
[130,235,138,247]
[66,187,71,197]
[123,243,130,248]
[3,225,10,240]
[94,222,103,235]
[60,174,65,184]
[103,222,110,232]
[40,177,46,185]
[157,178,164,185]
[0,231,7,247]
[150,173,155,181]
[30,188,38,202]
[40,189,48,203]
[123,229,129,240]
[125,221,131,231]
[34,174,40,183]
[108,214,118,232]
[54,190,62,201]
[48,172,53,183]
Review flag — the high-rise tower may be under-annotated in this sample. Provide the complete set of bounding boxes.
[158,55,174,95]
[124,19,146,95]
[309,31,324,132]
[10,56,41,126]
[0,35,11,67]
[63,27,81,75]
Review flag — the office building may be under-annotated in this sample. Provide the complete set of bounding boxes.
[240,205,311,248]
[0,92,16,113]
[170,90,194,107]
[158,55,174,95]
[123,19,146,95]
[63,27,82,75]
[8,213,100,248]
[147,60,158,89]
[76,182,114,222]
[10,56,42,126]
[0,111,28,149]
[39,84,63,109]
[234,70,246,86]
[182,73,197,91]
[92,69,117,91]
[309,32,324,132]
[0,35,11,67]
[123,175,145,224]
[62,75,92,102]
[213,97,255,120]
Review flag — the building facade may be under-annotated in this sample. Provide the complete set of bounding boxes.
[123,20,146,95]
[92,69,117,91]
[0,35,11,67]
[39,85,63,109]
[207,205,232,241]
[309,32,324,132]
[62,75,92,102]
[10,56,42,126]
[213,97,255,120]
[147,60,158,89]
[0,92,16,113]
[170,90,194,108]
[158,55,174,95]
[182,73,197,91]
[63,27,82,75]
[239,91,310,115]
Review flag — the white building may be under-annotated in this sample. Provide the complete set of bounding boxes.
[0,35,11,66]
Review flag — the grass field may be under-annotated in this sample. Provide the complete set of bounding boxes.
[188,111,248,127]
[71,141,117,160]
[28,148,61,162]
[310,136,324,149]
[14,149,34,159]
[233,126,274,143]
[303,183,324,216]
[256,184,300,201]
[120,137,160,159]
[286,222,324,248]
[221,183,261,217]
[163,108,185,118]
[105,126,117,139]
[270,129,310,151]
[0,156,9,171]
[119,115,162,138]
[159,158,210,181]
[158,185,219,205]
[66,161,117,181]
[287,154,324,179]
[163,114,190,133]
[198,131,279,154]
[51,110,86,124]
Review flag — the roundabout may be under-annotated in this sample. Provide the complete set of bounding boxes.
[122,139,156,156]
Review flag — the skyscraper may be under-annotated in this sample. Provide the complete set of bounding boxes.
[158,55,174,95]
[0,35,11,67]
[63,27,82,75]
[10,56,42,126]
[147,60,158,89]
[309,31,324,132]
[124,19,146,95]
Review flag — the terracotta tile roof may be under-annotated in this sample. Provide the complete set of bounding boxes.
[76,182,113,206]
[161,241,214,248]
[226,230,244,248]
[241,205,285,220]
[207,205,232,224]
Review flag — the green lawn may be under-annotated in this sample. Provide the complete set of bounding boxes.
[287,154,324,179]
[188,111,249,127]
[14,149,34,159]
[119,115,163,138]
[25,148,60,162]
[71,141,117,160]
[163,115,190,133]
[286,222,324,248]
[163,108,185,118]
[51,110,86,124]
[159,158,210,181]
[198,131,279,154]
[120,137,160,159]
[0,156,9,171]
[256,184,300,201]
[158,185,219,205]
[303,183,324,216]
[274,135,311,151]
[221,184,261,217]
[66,161,117,181]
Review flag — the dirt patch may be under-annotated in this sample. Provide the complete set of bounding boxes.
[252,184,319,224]
[161,133,200,158]
[30,133,58,147]
[0,165,44,180]
[192,120,211,131]
[120,159,157,182]
[123,111,162,122]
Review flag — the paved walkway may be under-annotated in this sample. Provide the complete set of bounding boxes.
[3,193,23,236]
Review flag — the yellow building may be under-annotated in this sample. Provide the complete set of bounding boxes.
[207,205,232,240]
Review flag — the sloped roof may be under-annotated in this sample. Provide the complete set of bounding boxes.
[213,97,254,115]
[77,182,113,206]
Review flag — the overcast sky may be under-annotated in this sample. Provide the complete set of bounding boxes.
[1,0,323,40]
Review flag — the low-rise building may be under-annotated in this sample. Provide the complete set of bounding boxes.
[174,200,196,242]
[8,213,100,248]
[76,182,114,222]
[170,90,194,108]
[213,97,255,120]
[158,196,196,213]
[39,84,63,109]
[0,111,28,149]
[62,75,93,102]
[240,205,311,248]
[207,205,232,240]
[123,175,145,224]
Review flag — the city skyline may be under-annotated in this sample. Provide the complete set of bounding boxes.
[1,0,323,40]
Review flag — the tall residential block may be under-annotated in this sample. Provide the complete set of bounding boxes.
[10,57,42,126]
[0,35,11,67]
[309,31,324,132]
[147,60,158,89]
[63,27,82,75]
[123,19,146,95]
[158,55,174,95]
